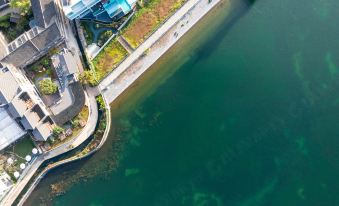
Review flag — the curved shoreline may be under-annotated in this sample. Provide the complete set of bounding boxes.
[14,0,225,204]
[16,96,112,206]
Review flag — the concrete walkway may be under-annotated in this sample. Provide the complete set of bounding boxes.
[100,0,223,103]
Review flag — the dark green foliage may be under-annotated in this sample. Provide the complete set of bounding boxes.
[38,79,58,95]
[96,95,106,111]
[52,126,64,137]
[79,70,98,86]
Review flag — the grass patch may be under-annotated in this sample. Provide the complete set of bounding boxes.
[122,0,186,48]
[2,136,34,180]
[0,15,10,21]
[7,137,35,158]
[92,40,128,80]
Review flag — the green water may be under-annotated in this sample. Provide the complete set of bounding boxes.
[25,0,339,205]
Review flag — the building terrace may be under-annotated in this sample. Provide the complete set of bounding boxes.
[0,63,53,149]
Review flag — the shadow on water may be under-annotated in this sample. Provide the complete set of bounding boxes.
[194,0,256,61]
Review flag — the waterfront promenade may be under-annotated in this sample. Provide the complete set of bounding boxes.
[100,0,225,103]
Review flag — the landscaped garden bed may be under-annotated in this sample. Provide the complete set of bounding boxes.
[80,21,94,45]
[25,56,56,83]
[80,21,116,46]
[122,0,186,48]
[92,40,128,80]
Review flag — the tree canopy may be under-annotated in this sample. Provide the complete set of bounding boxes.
[79,70,98,86]
[52,126,64,137]
[10,0,31,15]
[39,79,58,95]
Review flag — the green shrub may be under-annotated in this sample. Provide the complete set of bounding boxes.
[52,126,64,137]
[0,15,10,29]
[41,57,50,67]
[79,70,98,86]
[31,65,41,72]
[0,21,10,28]
[0,15,10,22]
[96,95,105,110]
[38,79,58,95]
[98,30,113,46]
[71,119,80,128]
[10,0,31,14]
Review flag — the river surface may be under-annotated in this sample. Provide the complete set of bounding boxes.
[25,0,339,205]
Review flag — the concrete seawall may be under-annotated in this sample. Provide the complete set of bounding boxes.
[100,0,226,103]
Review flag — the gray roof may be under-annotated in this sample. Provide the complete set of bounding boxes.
[52,49,79,90]
[21,111,41,130]
[50,86,73,114]
[0,0,64,68]
[52,49,79,76]
[52,82,85,125]
[1,41,40,68]
[32,122,52,141]
[7,96,28,118]
[20,104,47,130]
[31,23,62,51]
[1,23,63,67]
[0,67,20,104]
[30,0,57,28]
[62,51,78,75]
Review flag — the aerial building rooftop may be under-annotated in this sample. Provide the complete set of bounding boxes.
[63,0,137,22]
